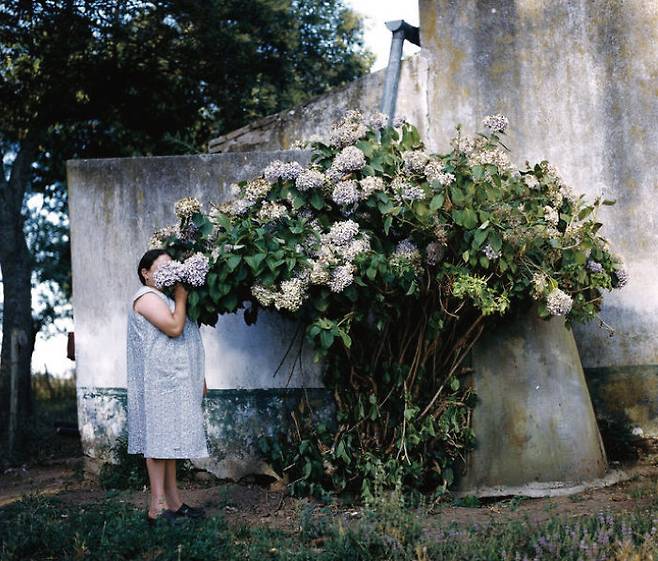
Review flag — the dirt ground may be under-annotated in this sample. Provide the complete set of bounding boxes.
[2,451,658,533]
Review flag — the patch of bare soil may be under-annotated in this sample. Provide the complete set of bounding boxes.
[2,455,657,534]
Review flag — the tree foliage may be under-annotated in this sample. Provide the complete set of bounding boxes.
[0,0,372,445]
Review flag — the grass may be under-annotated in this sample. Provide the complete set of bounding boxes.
[1,488,658,561]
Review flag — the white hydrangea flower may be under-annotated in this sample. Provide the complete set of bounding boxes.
[329,110,368,147]
[614,267,629,288]
[263,160,304,183]
[273,277,307,312]
[309,259,331,285]
[225,198,254,216]
[523,174,540,190]
[331,180,361,206]
[328,263,355,293]
[586,259,604,273]
[482,114,509,133]
[295,169,326,192]
[332,146,366,173]
[390,239,423,274]
[182,253,210,287]
[252,284,276,306]
[175,197,202,219]
[366,111,388,129]
[153,260,185,289]
[257,201,289,222]
[543,205,559,227]
[470,147,515,172]
[360,176,385,197]
[424,161,455,186]
[337,236,371,261]
[392,177,425,203]
[327,219,359,246]
[531,272,548,300]
[244,178,271,202]
[149,225,179,249]
[546,288,573,316]
[402,150,430,174]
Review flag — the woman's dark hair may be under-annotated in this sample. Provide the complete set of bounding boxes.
[138,249,171,285]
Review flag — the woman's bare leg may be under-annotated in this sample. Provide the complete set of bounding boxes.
[145,458,167,517]
[164,459,183,511]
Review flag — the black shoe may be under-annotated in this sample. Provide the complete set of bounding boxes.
[146,509,187,527]
[175,503,206,519]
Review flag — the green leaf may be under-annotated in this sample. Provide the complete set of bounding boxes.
[338,329,352,348]
[226,255,242,271]
[473,228,488,247]
[310,191,325,210]
[320,330,335,349]
[430,194,444,211]
[383,215,393,235]
[462,208,478,229]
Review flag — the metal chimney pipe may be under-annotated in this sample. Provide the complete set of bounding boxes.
[380,20,420,124]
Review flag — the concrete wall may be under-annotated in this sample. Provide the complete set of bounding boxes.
[208,54,430,153]
[418,0,658,436]
[67,150,334,479]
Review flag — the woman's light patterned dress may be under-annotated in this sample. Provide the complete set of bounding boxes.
[127,286,209,458]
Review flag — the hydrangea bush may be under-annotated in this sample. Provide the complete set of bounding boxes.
[151,110,625,498]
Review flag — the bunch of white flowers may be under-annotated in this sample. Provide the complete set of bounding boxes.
[546,288,573,316]
[390,239,423,275]
[424,161,455,186]
[360,176,385,198]
[392,177,425,203]
[149,225,179,249]
[257,201,289,222]
[402,150,430,174]
[244,178,271,202]
[263,160,304,183]
[543,205,559,227]
[328,263,355,293]
[331,180,361,206]
[329,110,368,147]
[175,197,202,220]
[482,114,509,133]
[332,146,366,173]
[295,169,326,192]
[154,253,210,289]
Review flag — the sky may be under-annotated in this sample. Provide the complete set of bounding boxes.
[347,0,420,71]
[27,0,422,378]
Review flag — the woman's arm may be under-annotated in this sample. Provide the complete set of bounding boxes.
[133,285,188,337]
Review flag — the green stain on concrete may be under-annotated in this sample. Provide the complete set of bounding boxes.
[78,387,335,467]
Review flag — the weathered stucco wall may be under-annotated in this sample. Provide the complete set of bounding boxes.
[208,54,430,153]
[418,0,658,436]
[67,150,334,478]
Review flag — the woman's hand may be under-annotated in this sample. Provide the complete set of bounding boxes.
[203,378,208,397]
[174,283,189,301]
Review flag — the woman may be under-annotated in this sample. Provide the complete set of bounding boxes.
[127,249,209,526]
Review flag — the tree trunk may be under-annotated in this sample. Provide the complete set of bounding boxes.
[0,139,38,444]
